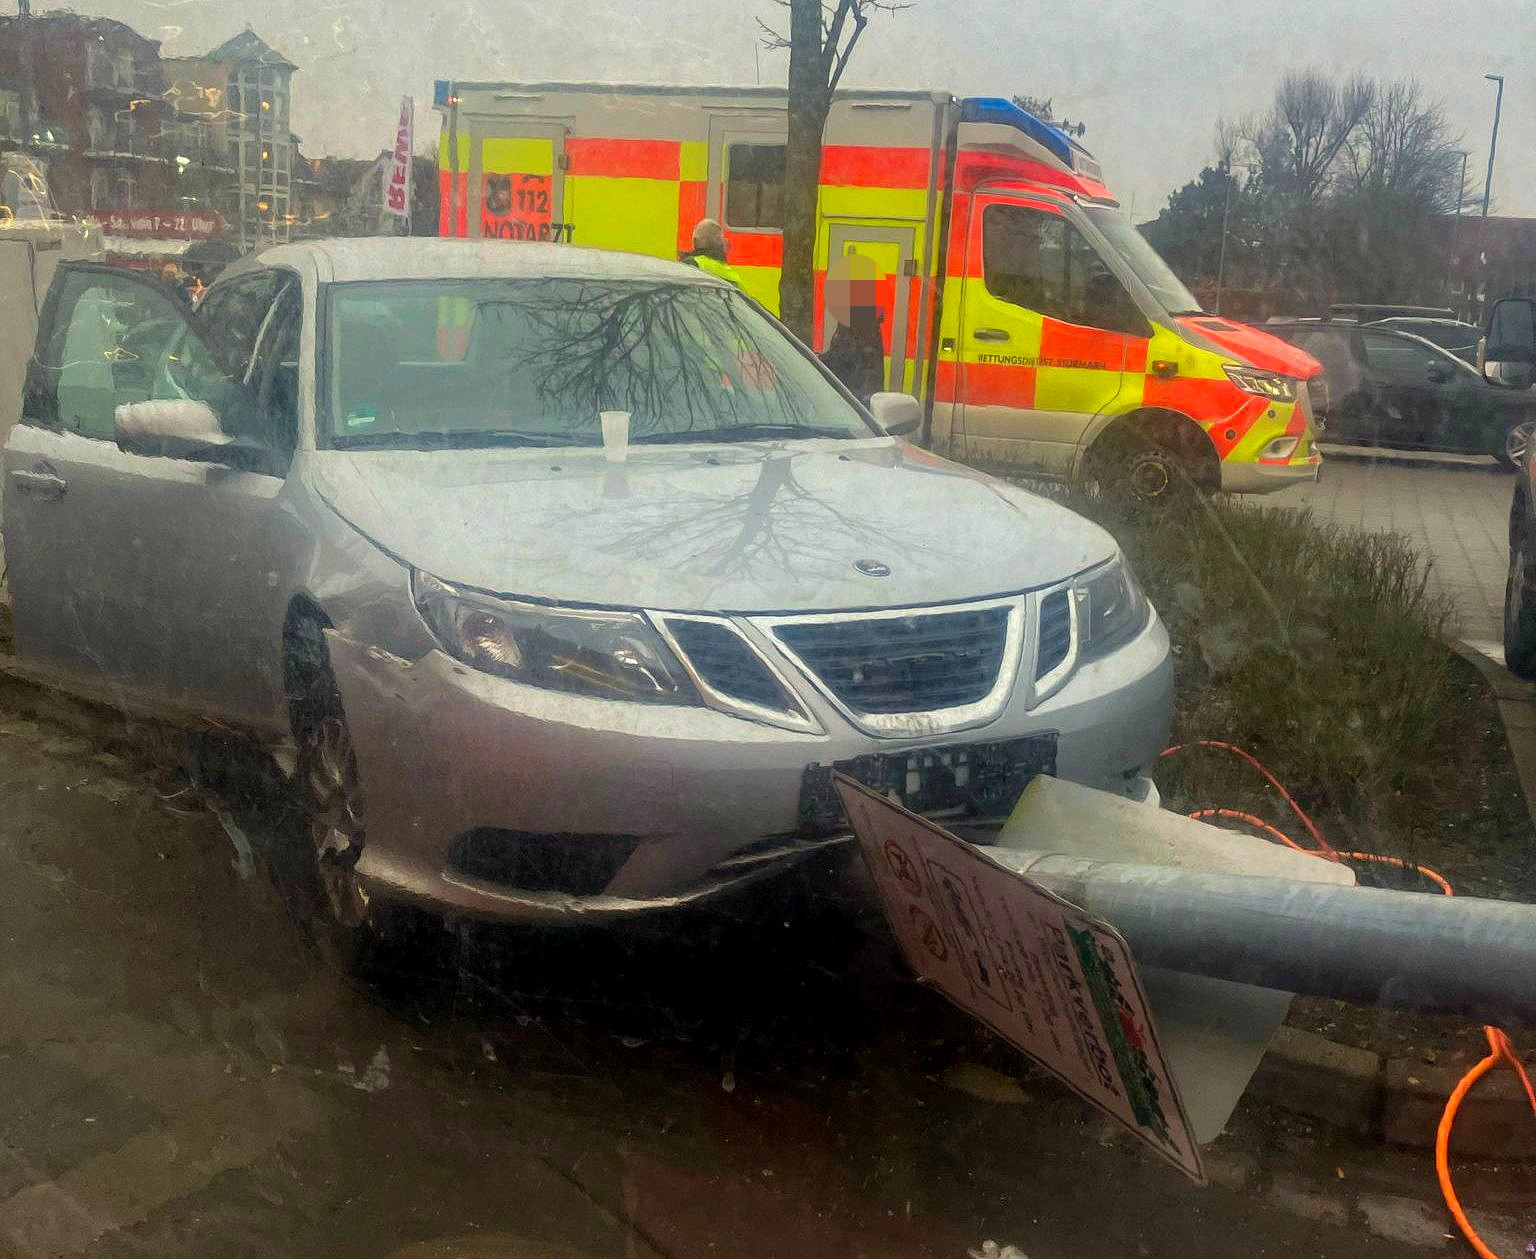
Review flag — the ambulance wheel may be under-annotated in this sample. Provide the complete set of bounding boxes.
[1087,419,1212,506]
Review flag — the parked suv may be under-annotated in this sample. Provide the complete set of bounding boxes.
[1268,320,1536,465]
[2,240,1172,970]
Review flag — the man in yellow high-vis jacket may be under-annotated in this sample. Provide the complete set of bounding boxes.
[679,218,744,289]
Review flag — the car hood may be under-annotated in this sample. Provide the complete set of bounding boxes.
[1176,316,1323,379]
[305,440,1116,613]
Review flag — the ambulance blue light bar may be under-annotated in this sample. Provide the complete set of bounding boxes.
[959,97,1081,169]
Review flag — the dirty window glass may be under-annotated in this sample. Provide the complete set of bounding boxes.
[7,12,1536,1259]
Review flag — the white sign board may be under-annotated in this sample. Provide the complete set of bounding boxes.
[834,774,1204,1183]
[384,97,413,219]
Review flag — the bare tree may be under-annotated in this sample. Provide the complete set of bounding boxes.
[760,0,907,342]
[1247,71,1373,208]
[1151,71,1466,311]
[1340,79,1461,211]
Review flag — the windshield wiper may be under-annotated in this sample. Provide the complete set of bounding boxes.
[332,428,589,450]
[630,423,860,445]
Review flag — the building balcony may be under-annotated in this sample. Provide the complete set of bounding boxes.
[83,141,171,165]
[83,80,145,103]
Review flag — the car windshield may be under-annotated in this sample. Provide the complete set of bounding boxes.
[322,277,872,448]
[1083,204,1203,314]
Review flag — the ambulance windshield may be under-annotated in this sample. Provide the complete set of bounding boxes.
[1084,205,1203,315]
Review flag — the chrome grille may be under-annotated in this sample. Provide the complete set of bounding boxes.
[665,618,789,712]
[772,606,1010,715]
[1035,589,1072,678]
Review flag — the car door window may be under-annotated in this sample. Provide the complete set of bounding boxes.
[982,203,1144,334]
[1361,331,1442,377]
[195,270,288,384]
[41,268,226,441]
[248,282,302,460]
[1289,328,1355,380]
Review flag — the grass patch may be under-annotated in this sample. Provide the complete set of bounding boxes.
[1033,484,1536,904]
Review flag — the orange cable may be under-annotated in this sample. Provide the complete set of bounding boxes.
[1186,807,1310,853]
[1167,741,1535,1257]
[1334,851,1457,898]
[1436,1026,1536,1259]
[1162,739,1342,859]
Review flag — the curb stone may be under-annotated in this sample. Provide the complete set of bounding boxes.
[1248,641,1536,1158]
[1249,1026,1536,1158]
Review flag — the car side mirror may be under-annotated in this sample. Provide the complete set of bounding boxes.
[1484,359,1534,391]
[113,397,281,476]
[869,391,922,437]
[115,398,227,457]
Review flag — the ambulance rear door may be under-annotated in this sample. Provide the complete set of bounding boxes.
[466,113,571,243]
[824,223,918,394]
[706,110,787,311]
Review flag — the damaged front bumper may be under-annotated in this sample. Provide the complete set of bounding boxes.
[325,612,1172,924]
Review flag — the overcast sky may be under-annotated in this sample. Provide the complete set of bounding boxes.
[28,0,1536,219]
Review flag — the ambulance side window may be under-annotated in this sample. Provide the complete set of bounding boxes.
[725,144,785,232]
[983,204,1145,336]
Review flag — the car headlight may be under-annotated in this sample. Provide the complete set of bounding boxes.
[412,571,699,705]
[1223,363,1298,403]
[1072,556,1149,661]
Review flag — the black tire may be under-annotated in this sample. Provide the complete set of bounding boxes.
[1085,423,1207,507]
[285,615,454,985]
[1504,522,1536,679]
[1495,417,1536,470]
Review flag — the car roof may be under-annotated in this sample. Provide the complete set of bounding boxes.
[1270,320,1475,361]
[1371,316,1478,329]
[223,238,727,287]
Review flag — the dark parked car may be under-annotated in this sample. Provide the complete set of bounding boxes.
[1268,321,1536,465]
[1366,316,1482,364]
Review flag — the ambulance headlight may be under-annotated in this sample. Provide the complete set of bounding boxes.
[1223,364,1298,403]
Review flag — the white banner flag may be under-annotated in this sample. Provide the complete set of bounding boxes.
[384,96,413,219]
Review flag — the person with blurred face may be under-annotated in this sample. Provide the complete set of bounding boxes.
[820,251,886,402]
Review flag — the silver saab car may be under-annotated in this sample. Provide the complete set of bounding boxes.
[2,240,1171,969]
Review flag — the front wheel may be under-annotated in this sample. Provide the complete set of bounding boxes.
[1085,425,1206,507]
[1503,524,1536,678]
[288,619,451,984]
[1496,417,1536,469]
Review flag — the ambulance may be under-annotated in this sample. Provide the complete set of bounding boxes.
[431,82,1322,497]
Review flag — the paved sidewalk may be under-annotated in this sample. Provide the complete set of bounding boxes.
[1277,447,1514,653]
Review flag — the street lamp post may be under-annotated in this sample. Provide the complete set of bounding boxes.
[1213,161,1246,316]
[1479,73,1504,317]
[1447,149,1468,308]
